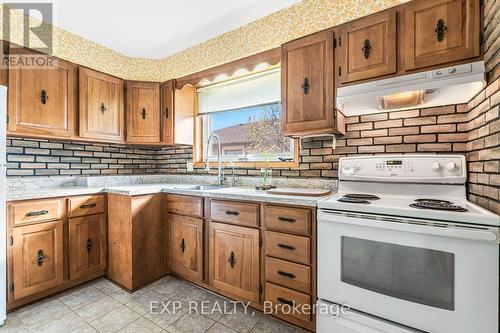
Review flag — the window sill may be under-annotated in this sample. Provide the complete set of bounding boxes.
[193,160,299,169]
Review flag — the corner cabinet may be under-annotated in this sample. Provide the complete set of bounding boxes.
[281,29,345,137]
[404,0,480,70]
[126,81,161,144]
[79,68,125,143]
[7,48,78,138]
[336,9,397,83]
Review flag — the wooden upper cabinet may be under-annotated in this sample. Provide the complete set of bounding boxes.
[79,68,125,142]
[11,221,64,300]
[161,80,175,144]
[404,0,480,70]
[281,29,342,137]
[126,81,161,144]
[209,222,260,303]
[7,50,77,138]
[337,9,397,83]
[69,214,106,281]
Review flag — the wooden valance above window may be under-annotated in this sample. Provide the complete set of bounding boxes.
[175,47,280,89]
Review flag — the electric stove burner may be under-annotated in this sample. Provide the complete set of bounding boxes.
[414,198,453,204]
[410,199,468,212]
[338,197,371,204]
[344,193,380,200]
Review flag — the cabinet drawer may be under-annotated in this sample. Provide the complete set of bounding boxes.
[265,282,311,323]
[264,205,311,236]
[265,257,311,293]
[166,194,203,217]
[265,231,310,265]
[68,195,105,217]
[210,200,259,227]
[9,198,64,226]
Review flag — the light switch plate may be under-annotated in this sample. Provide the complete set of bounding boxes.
[186,162,193,172]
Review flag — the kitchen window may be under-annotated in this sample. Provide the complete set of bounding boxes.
[195,68,297,167]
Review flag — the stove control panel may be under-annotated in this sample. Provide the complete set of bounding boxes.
[339,155,466,184]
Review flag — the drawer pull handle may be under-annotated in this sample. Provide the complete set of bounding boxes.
[225,211,240,216]
[277,270,296,279]
[26,209,49,217]
[228,251,236,268]
[86,239,93,252]
[80,203,97,209]
[180,238,186,253]
[278,216,296,223]
[36,249,47,266]
[278,243,296,251]
[277,297,294,306]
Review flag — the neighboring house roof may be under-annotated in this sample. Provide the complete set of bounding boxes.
[213,123,252,145]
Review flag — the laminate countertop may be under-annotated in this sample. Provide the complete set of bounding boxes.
[7,183,333,207]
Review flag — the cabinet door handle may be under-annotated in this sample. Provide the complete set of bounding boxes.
[301,78,310,95]
[277,270,296,279]
[36,249,48,266]
[99,103,107,113]
[86,238,93,252]
[180,238,186,253]
[227,251,236,268]
[165,107,169,119]
[40,90,49,104]
[277,297,294,306]
[25,209,49,217]
[435,19,447,42]
[80,203,96,209]
[225,210,240,216]
[362,39,372,59]
[141,108,147,119]
[278,216,296,223]
[277,243,296,251]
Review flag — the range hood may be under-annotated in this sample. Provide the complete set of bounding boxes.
[337,61,485,116]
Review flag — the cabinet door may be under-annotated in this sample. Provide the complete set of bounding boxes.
[126,81,161,144]
[209,222,260,302]
[337,10,396,83]
[281,29,336,137]
[8,50,77,138]
[161,80,175,144]
[11,221,64,300]
[168,213,203,282]
[79,67,125,142]
[69,214,106,281]
[404,0,480,70]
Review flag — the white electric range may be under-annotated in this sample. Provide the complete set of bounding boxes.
[317,155,499,333]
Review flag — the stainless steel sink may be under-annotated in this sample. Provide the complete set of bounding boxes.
[172,185,224,191]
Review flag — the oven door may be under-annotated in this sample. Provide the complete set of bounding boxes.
[318,210,499,333]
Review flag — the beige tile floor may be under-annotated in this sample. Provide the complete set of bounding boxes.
[0,275,308,333]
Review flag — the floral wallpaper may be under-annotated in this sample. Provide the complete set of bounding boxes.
[0,0,408,81]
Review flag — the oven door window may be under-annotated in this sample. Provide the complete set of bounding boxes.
[341,236,454,310]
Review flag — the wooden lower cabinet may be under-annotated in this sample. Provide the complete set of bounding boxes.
[209,222,260,302]
[11,220,64,300]
[168,213,203,282]
[69,214,107,280]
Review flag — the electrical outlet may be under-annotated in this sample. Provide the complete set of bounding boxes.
[186,162,194,172]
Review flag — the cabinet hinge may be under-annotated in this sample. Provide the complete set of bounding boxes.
[8,236,13,246]
[259,284,262,294]
[338,37,341,47]
[6,115,8,124]
[259,238,262,247]
[333,38,337,48]
[10,282,14,292]
[338,66,342,76]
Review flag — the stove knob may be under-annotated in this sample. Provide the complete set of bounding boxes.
[354,162,362,171]
[342,163,353,174]
[447,161,458,171]
[432,162,442,171]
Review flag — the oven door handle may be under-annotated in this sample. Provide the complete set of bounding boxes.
[319,212,498,242]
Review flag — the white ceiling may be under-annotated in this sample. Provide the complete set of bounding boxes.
[49,0,299,59]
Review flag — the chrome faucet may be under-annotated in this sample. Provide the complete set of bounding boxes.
[205,133,225,185]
